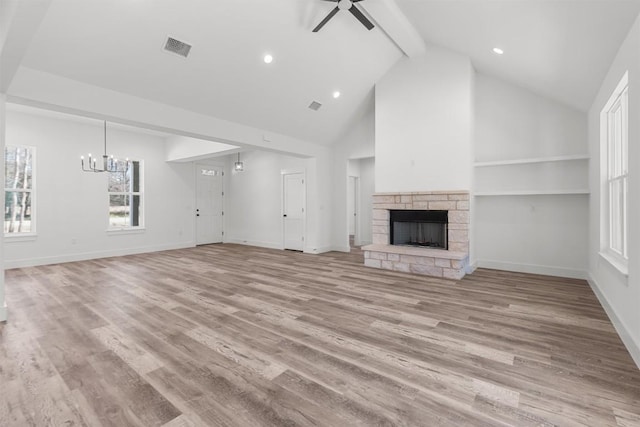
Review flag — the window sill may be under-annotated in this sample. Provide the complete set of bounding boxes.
[106,227,146,235]
[3,233,37,242]
[599,251,629,278]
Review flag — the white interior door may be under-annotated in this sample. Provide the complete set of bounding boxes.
[283,172,305,251]
[196,164,223,245]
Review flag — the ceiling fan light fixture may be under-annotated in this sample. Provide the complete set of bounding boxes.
[312,0,374,32]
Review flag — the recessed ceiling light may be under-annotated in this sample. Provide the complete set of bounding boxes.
[264,54,273,64]
[333,91,341,99]
[492,47,504,55]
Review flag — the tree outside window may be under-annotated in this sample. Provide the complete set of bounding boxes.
[108,160,143,228]
[4,146,34,234]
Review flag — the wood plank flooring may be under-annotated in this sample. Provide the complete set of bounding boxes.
[1,244,639,426]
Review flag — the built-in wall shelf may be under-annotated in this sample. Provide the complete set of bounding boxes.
[475,189,590,196]
[474,154,590,168]
[474,154,589,196]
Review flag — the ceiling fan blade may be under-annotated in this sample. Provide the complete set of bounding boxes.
[312,6,340,32]
[349,4,374,30]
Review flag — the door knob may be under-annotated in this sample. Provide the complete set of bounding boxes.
[283,214,287,217]
[196,214,200,217]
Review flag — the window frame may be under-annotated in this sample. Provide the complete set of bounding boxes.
[107,159,144,231]
[600,71,629,275]
[4,144,36,238]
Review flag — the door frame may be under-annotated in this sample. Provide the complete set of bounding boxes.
[281,169,306,251]
[348,175,361,247]
[195,161,225,245]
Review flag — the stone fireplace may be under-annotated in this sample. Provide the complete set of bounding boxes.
[362,191,470,280]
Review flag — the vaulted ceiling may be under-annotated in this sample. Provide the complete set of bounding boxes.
[6,0,640,147]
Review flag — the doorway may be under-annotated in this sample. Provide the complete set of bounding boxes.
[282,171,305,251]
[196,164,224,245]
[348,175,359,248]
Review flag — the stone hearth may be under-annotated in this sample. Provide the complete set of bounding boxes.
[362,191,470,280]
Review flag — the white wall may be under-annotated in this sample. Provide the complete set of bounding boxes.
[4,108,196,267]
[331,103,375,252]
[474,73,589,278]
[223,149,331,253]
[475,75,587,162]
[587,15,640,367]
[166,135,238,162]
[375,47,474,192]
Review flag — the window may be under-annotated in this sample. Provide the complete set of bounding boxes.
[601,72,628,269]
[108,160,143,229]
[4,145,35,234]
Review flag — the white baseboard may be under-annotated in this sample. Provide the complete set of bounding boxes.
[304,246,332,254]
[330,245,351,253]
[0,302,6,322]
[587,274,640,369]
[223,238,283,251]
[476,259,586,280]
[4,241,196,269]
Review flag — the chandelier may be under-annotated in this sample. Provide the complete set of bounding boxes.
[81,121,129,173]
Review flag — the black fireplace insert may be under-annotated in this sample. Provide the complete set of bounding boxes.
[390,210,448,249]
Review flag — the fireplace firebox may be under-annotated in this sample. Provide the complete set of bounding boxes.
[390,210,448,249]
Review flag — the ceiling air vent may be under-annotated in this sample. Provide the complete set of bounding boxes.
[164,37,192,58]
[308,101,322,111]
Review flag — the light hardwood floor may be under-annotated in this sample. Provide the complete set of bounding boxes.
[1,244,639,426]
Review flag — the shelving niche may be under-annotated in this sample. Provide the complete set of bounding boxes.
[474,155,590,196]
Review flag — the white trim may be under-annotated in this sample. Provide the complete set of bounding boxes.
[476,259,586,280]
[601,71,629,113]
[0,302,6,323]
[348,175,361,246]
[3,232,37,242]
[474,154,590,167]
[600,72,629,263]
[587,274,640,369]
[223,238,283,251]
[598,251,629,278]
[4,241,195,269]
[330,245,351,253]
[106,227,146,235]
[474,190,589,196]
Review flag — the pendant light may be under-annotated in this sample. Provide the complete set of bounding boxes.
[234,152,244,172]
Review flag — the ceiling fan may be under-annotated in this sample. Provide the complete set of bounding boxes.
[313,0,374,32]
